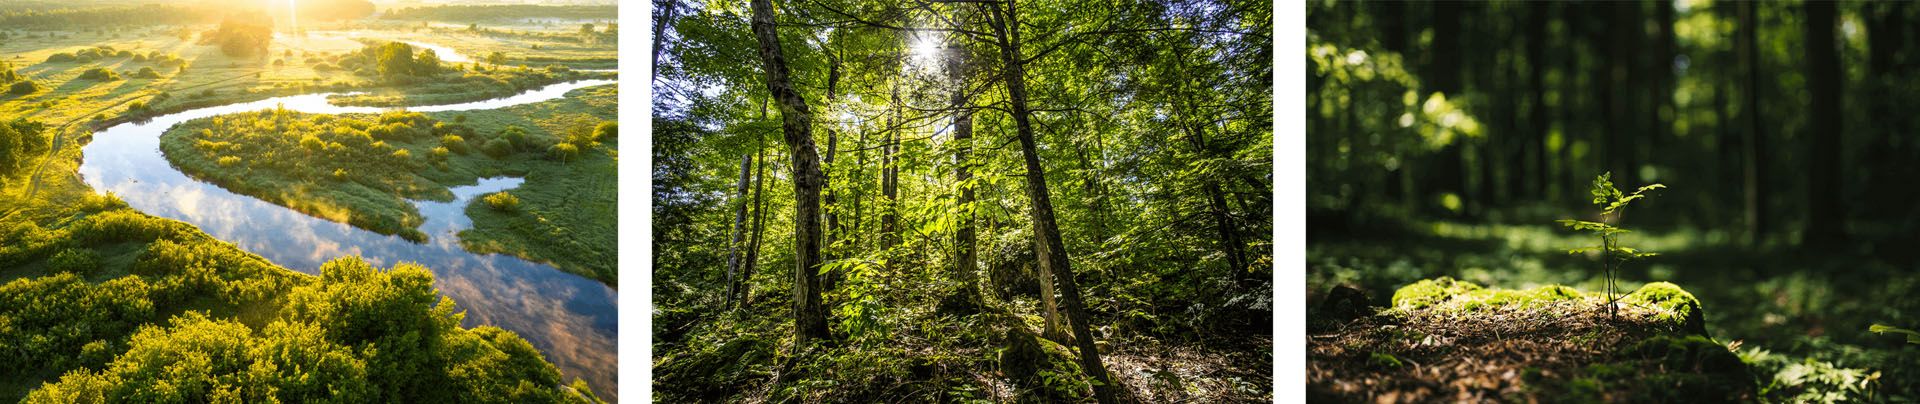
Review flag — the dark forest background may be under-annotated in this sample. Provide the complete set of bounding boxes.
[1309,1,1920,400]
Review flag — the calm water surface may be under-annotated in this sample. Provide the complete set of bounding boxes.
[76,80,619,400]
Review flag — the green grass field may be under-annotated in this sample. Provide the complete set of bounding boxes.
[156,85,618,285]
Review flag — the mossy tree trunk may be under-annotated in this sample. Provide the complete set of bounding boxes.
[748,0,828,344]
[986,1,1115,401]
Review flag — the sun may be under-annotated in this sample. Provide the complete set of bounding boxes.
[910,33,941,68]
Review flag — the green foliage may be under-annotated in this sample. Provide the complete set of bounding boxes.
[482,138,513,158]
[200,12,272,57]
[131,66,161,79]
[0,118,49,176]
[1558,172,1665,306]
[1869,324,1920,345]
[19,257,588,403]
[46,248,99,275]
[77,67,120,81]
[7,80,38,95]
[547,142,578,162]
[1740,346,1881,404]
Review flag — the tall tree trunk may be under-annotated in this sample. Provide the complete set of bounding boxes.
[741,120,769,306]
[725,153,752,309]
[1803,0,1846,246]
[823,54,844,290]
[651,0,678,80]
[1739,0,1769,246]
[949,46,982,306]
[987,2,1115,401]
[882,87,901,254]
[1528,1,1550,201]
[748,0,829,344]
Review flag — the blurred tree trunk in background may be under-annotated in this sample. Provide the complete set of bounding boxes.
[1803,0,1846,246]
[1738,0,1768,246]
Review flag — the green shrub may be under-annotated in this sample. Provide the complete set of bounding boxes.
[441,135,468,154]
[132,66,161,79]
[482,138,512,158]
[45,52,75,63]
[500,125,529,149]
[216,156,241,167]
[8,80,38,95]
[78,67,120,81]
[548,142,578,162]
[482,192,520,212]
[48,248,99,275]
[593,121,616,142]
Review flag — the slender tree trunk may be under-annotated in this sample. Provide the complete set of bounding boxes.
[725,153,752,309]
[949,47,982,305]
[1803,0,1846,246]
[1739,1,1769,246]
[651,0,678,80]
[748,0,828,344]
[882,87,901,254]
[987,2,1115,401]
[823,55,844,290]
[741,118,769,306]
[1528,1,1550,201]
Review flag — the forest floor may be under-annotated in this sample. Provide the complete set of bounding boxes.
[655,290,1273,403]
[1308,213,1919,402]
[1308,279,1753,402]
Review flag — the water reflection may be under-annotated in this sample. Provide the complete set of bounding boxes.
[76,80,619,400]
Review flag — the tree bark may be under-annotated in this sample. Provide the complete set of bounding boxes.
[949,46,982,305]
[1803,0,1846,246]
[987,2,1115,401]
[881,87,901,254]
[748,0,829,344]
[725,153,752,309]
[823,52,844,290]
[651,0,679,80]
[741,132,768,305]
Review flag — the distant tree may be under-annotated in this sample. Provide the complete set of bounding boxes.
[486,51,507,66]
[580,23,596,36]
[414,49,442,76]
[0,118,49,176]
[201,12,272,57]
[376,42,416,78]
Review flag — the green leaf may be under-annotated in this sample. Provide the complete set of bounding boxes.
[1870,324,1920,344]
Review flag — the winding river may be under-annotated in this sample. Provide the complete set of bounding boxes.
[76,79,619,399]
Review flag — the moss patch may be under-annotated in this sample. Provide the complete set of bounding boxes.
[1390,277,1587,312]
[1622,282,1706,334]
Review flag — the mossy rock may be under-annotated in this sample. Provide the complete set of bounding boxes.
[998,328,1092,402]
[654,335,774,401]
[1622,282,1707,335]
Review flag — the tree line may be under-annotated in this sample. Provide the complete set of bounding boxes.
[1309,1,1920,256]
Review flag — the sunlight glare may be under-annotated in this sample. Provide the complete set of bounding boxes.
[910,33,941,69]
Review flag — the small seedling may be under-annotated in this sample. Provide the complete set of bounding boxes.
[1558,172,1665,318]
